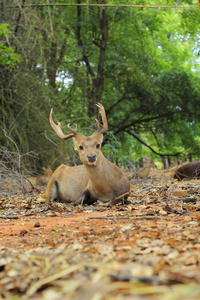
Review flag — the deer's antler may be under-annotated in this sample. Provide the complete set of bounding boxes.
[49,109,78,140]
[96,103,108,134]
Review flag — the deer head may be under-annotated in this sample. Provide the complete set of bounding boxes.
[42,166,53,178]
[49,103,108,166]
[147,157,157,169]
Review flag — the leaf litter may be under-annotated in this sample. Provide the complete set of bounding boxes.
[1,174,200,299]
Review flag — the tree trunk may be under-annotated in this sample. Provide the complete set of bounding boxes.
[76,0,108,117]
[90,0,108,116]
[163,157,170,169]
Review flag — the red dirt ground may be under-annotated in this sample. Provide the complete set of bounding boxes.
[0,211,125,250]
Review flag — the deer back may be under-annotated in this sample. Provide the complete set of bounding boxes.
[174,161,200,180]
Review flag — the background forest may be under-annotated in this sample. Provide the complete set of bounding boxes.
[1,0,200,173]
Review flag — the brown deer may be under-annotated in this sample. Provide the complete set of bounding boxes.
[135,157,156,179]
[44,103,130,209]
[125,157,156,180]
[36,166,53,186]
[174,161,200,180]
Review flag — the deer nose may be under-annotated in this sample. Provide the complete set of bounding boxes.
[87,154,96,163]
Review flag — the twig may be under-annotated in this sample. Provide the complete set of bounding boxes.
[110,191,130,205]
[88,215,167,220]
[113,191,130,201]
[0,134,38,195]
[0,215,19,219]
[136,185,163,194]
[23,265,80,300]
[25,178,41,193]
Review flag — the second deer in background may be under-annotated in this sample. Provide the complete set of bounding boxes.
[125,157,156,180]
[36,166,53,186]
[174,161,200,180]
[135,157,156,179]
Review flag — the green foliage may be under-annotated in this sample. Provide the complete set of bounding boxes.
[1,0,200,171]
[0,24,21,68]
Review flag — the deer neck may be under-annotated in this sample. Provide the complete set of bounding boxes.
[139,165,150,177]
[143,166,150,175]
[84,154,111,190]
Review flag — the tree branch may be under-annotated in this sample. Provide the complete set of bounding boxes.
[112,113,171,136]
[124,129,184,157]
[14,0,26,35]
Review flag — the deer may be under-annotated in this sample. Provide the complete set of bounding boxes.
[125,157,156,180]
[135,157,156,179]
[36,166,53,186]
[44,103,130,210]
[174,161,200,180]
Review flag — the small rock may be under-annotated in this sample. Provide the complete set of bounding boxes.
[20,230,28,236]
[159,210,168,215]
[34,221,40,228]
[172,190,187,197]
[182,197,197,204]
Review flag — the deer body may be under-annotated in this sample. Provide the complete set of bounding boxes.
[135,157,156,179]
[45,164,88,203]
[84,157,130,202]
[135,166,152,179]
[125,157,156,180]
[44,104,130,209]
[174,161,200,180]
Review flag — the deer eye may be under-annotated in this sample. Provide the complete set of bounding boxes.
[96,144,100,149]
[79,145,84,150]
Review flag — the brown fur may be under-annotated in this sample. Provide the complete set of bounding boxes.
[135,157,156,179]
[125,157,156,180]
[44,105,130,209]
[36,166,53,186]
[174,161,200,180]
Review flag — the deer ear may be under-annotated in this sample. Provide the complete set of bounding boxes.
[73,137,78,151]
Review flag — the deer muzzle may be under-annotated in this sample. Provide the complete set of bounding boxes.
[87,154,97,164]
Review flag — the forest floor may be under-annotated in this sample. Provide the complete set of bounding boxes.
[1,169,200,299]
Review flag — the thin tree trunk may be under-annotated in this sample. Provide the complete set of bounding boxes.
[76,0,108,117]
[90,0,108,116]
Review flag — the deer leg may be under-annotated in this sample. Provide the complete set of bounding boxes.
[73,189,97,206]
[43,181,58,210]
